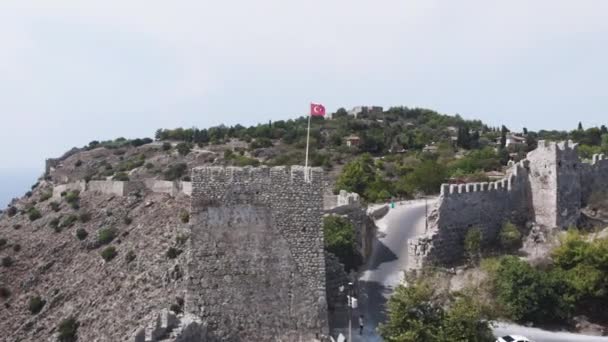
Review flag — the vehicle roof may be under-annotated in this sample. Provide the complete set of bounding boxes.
[510,335,529,340]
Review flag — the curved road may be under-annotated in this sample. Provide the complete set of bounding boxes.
[355,200,430,341]
[343,199,608,342]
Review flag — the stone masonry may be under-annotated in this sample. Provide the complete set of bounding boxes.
[186,166,328,341]
[410,140,608,267]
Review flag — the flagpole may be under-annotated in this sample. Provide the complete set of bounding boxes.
[304,110,312,173]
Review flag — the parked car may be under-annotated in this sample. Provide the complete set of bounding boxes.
[496,335,532,342]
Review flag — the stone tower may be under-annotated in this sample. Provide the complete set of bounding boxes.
[516,140,581,228]
[187,166,328,341]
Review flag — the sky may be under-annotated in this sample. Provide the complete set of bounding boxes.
[2,0,608,206]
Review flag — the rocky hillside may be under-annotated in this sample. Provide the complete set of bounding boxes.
[0,176,191,341]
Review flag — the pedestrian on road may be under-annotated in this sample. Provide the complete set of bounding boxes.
[358,315,364,335]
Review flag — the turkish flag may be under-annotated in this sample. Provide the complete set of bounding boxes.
[310,103,326,117]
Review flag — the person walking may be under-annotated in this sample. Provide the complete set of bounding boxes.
[358,315,364,335]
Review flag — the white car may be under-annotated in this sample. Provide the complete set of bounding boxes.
[496,335,532,342]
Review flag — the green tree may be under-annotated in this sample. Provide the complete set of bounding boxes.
[464,228,482,265]
[493,256,571,323]
[380,282,443,342]
[398,160,448,195]
[323,216,361,271]
[499,222,521,250]
[176,142,192,156]
[335,154,376,196]
[380,281,493,342]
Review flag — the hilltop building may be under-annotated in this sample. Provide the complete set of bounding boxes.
[347,106,383,118]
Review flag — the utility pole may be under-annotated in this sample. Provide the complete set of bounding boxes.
[425,197,428,232]
[348,282,353,342]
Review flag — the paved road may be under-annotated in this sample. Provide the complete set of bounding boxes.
[332,200,608,342]
[493,322,608,342]
[352,200,430,341]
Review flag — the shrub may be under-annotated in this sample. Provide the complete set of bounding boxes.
[25,191,32,198]
[0,287,10,299]
[57,317,79,342]
[176,234,189,246]
[78,211,91,223]
[6,206,17,217]
[123,216,132,225]
[170,302,183,314]
[98,227,118,245]
[49,217,61,229]
[13,244,21,252]
[75,159,83,167]
[145,162,155,169]
[50,201,61,212]
[64,191,80,209]
[101,246,117,261]
[64,190,80,204]
[12,224,21,230]
[28,296,46,314]
[163,163,188,181]
[125,250,136,263]
[492,256,571,323]
[113,172,130,181]
[28,207,42,221]
[323,216,361,271]
[499,222,522,250]
[60,215,78,229]
[379,279,494,341]
[176,142,192,156]
[166,247,183,259]
[1,256,12,267]
[249,137,273,149]
[464,227,482,264]
[179,210,190,223]
[39,192,52,202]
[0,238,6,247]
[76,228,88,240]
[162,142,172,151]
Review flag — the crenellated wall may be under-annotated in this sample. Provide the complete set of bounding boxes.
[186,166,328,341]
[409,160,532,267]
[409,140,608,268]
[51,179,192,199]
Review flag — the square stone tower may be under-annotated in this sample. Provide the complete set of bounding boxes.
[526,140,581,228]
[187,166,328,341]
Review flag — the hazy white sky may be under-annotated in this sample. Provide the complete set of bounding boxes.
[1,0,608,203]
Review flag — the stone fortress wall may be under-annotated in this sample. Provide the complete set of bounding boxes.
[186,166,328,341]
[410,140,608,268]
[52,179,192,199]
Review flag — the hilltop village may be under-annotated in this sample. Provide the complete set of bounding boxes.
[2,106,608,341]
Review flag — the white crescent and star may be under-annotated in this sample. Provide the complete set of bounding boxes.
[313,105,323,114]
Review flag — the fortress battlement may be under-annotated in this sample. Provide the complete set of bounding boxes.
[592,154,607,165]
[440,160,528,196]
[410,140,608,269]
[536,139,578,152]
[191,165,324,185]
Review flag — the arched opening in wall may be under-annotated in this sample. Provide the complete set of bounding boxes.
[558,161,562,168]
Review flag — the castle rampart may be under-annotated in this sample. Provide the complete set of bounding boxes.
[410,140,608,268]
[186,166,328,341]
[51,179,192,199]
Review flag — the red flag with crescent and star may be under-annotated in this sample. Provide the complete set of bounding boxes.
[310,103,326,117]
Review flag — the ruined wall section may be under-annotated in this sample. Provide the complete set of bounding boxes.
[409,161,532,267]
[581,154,608,206]
[555,141,582,227]
[526,141,559,227]
[187,166,328,341]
